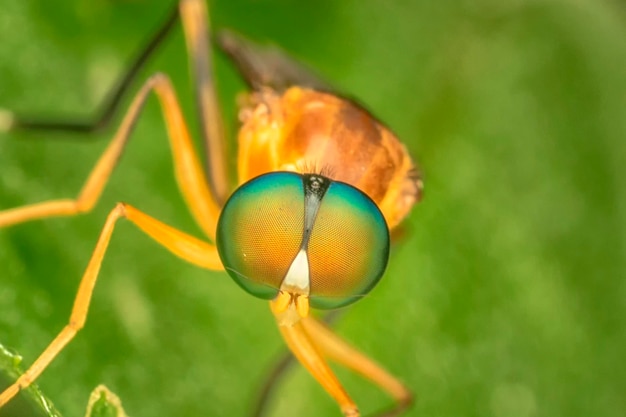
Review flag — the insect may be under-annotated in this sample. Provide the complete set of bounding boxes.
[0,0,422,415]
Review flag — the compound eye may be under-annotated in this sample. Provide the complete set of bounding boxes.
[308,182,390,309]
[217,172,304,299]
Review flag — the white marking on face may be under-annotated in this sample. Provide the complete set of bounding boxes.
[282,249,310,293]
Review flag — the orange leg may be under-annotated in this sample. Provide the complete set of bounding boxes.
[275,317,360,417]
[302,318,413,417]
[272,307,412,417]
[0,202,222,407]
[0,73,221,241]
[179,0,230,205]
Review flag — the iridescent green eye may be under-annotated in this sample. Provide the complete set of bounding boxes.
[217,172,304,299]
[216,172,390,309]
[307,182,389,309]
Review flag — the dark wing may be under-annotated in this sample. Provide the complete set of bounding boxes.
[215,29,333,93]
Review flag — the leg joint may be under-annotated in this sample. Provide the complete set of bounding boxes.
[114,201,128,217]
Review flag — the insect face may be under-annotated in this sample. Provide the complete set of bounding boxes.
[217,171,390,309]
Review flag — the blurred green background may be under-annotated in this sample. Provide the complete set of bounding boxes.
[0,0,625,416]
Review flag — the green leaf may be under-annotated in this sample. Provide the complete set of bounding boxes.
[1,1,625,417]
[0,343,61,417]
[84,386,128,417]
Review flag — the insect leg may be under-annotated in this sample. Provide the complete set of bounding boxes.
[272,314,359,416]
[0,73,221,241]
[0,201,221,407]
[249,310,344,417]
[0,4,179,136]
[179,0,230,205]
[301,318,413,417]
